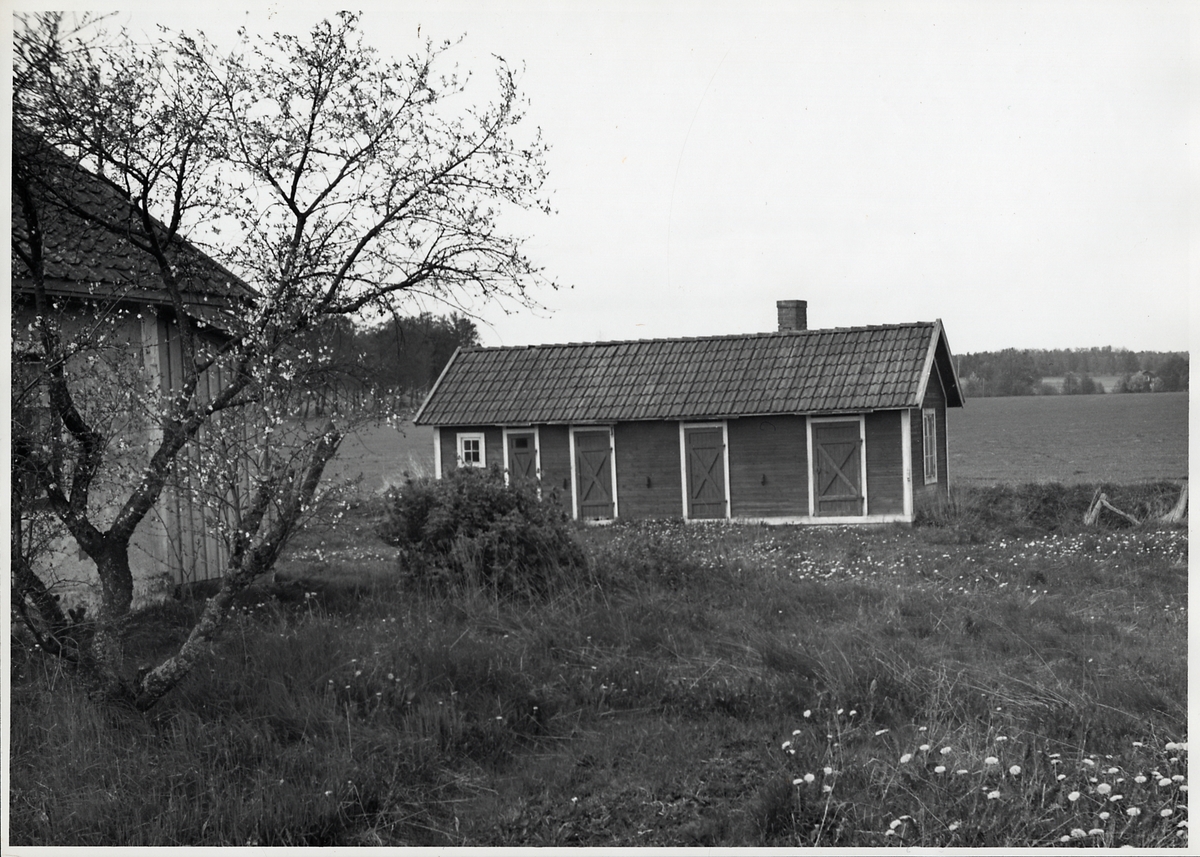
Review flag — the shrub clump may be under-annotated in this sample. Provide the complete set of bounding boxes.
[377,466,586,597]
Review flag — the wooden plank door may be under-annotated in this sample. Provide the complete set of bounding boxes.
[812,421,864,516]
[574,429,614,519]
[506,431,537,484]
[684,426,727,519]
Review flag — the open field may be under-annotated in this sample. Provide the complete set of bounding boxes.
[949,392,1188,485]
[9,482,1188,847]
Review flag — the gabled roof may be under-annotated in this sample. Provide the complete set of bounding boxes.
[11,131,253,321]
[414,320,964,426]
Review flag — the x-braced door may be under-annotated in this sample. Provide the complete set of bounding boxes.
[506,431,537,485]
[684,426,727,519]
[812,421,864,516]
[574,429,614,519]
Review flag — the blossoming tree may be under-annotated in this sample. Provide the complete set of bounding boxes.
[11,12,553,708]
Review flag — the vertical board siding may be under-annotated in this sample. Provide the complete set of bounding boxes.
[864,410,904,515]
[614,422,682,518]
[537,425,573,511]
[727,416,808,518]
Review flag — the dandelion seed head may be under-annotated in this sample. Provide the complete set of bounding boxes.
[1088,828,1104,837]
[1161,808,1174,818]
[934,765,946,774]
[940,746,952,755]
[1097,783,1112,795]
[804,773,816,784]
[1126,807,1141,817]
[900,753,913,764]
[1068,791,1081,802]
[987,790,1001,800]
[920,744,931,752]
[1099,812,1110,821]
[984,756,999,765]
[1070,828,1087,839]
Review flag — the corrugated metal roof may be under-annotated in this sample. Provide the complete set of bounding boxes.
[416,322,955,425]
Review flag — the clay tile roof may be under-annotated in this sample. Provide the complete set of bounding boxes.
[415,321,963,425]
[12,132,254,317]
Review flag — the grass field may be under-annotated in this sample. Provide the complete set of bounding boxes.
[949,392,1188,485]
[8,480,1188,847]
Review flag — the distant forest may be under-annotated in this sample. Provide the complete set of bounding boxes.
[957,347,1190,398]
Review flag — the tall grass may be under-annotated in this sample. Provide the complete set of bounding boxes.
[8,483,1188,846]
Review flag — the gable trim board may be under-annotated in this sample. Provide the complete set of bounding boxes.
[418,319,963,525]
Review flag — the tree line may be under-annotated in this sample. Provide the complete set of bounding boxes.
[288,312,480,417]
[957,348,1189,397]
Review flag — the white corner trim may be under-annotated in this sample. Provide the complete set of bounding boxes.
[433,427,443,479]
[900,410,913,518]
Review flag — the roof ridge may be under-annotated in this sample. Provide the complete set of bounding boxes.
[464,321,938,353]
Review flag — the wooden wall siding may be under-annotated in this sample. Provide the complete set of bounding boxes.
[614,422,682,518]
[537,425,573,511]
[864,410,904,515]
[727,416,809,518]
[159,317,233,586]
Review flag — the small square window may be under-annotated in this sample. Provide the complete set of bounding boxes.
[457,433,486,468]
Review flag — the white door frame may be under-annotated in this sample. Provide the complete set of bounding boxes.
[806,414,868,518]
[679,421,731,520]
[569,425,618,521]
[502,426,542,487]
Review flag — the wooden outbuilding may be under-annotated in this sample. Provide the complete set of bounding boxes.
[12,133,254,604]
[414,301,964,524]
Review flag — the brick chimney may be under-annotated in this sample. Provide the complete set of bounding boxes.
[777,300,807,332]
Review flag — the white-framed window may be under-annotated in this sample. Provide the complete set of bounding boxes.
[922,409,938,484]
[456,432,486,468]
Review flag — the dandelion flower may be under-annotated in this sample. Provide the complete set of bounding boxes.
[875,728,890,736]
[792,729,803,736]
[900,753,913,764]
[1058,836,1072,843]
[1161,808,1174,818]
[919,744,931,752]
[849,709,857,716]
[823,766,833,776]
[1057,774,1067,781]
[1070,828,1087,839]
[803,710,811,718]
[1106,766,1120,774]
[889,819,903,830]
[935,765,946,774]
[1082,758,1096,767]
[837,708,844,715]
[996,736,1008,743]
[1132,741,1144,748]
[804,773,816,784]
[1088,829,1104,837]
[1009,765,1021,776]
[1172,774,1186,783]
[1135,775,1147,784]
[940,746,953,755]
[1126,807,1141,817]
[822,784,833,793]
[1099,812,1110,821]
[948,821,960,831]
[956,769,969,775]
[987,790,1001,800]
[1159,778,1173,787]
[1109,794,1123,802]
[1097,783,1112,795]
[918,726,927,732]
[782,741,793,751]
[1068,791,1081,802]
[984,756,999,766]
[792,778,805,786]
[885,830,896,837]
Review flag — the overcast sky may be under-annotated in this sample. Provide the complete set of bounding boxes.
[36,1,1199,354]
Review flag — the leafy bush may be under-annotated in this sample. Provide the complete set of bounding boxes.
[377,466,585,597]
